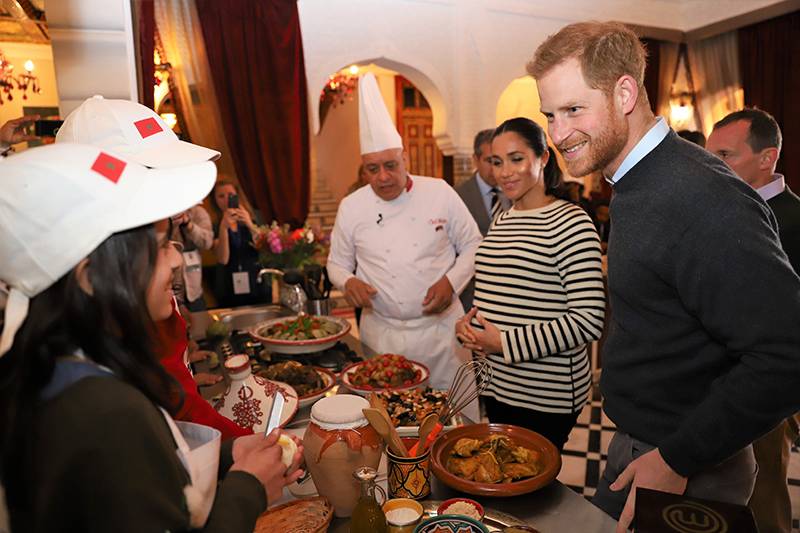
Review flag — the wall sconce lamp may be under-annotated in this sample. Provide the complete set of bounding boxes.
[670,91,694,125]
[667,44,697,129]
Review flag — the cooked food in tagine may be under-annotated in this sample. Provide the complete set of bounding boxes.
[348,353,421,389]
[259,315,341,341]
[377,387,447,426]
[259,361,325,397]
[446,434,543,483]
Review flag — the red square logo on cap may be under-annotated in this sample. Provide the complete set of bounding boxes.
[91,152,126,184]
[134,117,163,139]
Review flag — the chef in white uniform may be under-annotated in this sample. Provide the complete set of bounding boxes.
[327,73,483,421]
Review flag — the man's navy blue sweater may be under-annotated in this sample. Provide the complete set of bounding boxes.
[601,131,800,477]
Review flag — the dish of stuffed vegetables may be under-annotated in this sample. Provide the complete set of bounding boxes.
[377,387,448,427]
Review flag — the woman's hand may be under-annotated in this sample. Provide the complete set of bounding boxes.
[233,208,256,232]
[221,208,238,231]
[231,431,305,503]
[455,307,503,356]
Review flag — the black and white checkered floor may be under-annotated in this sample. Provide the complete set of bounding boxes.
[558,390,800,531]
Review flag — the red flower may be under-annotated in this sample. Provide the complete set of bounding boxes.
[290,228,304,241]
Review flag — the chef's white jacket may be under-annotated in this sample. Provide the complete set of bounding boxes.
[327,175,482,319]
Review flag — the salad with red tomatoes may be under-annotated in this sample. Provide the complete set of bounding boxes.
[347,353,422,389]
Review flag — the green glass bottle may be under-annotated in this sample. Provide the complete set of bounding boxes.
[350,466,387,533]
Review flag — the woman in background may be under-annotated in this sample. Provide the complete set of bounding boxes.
[210,180,266,307]
[456,117,605,450]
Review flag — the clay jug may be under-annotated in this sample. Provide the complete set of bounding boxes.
[303,395,383,517]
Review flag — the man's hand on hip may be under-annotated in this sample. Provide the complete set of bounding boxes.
[344,277,378,308]
[422,276,454,315]
[611,448,688,532]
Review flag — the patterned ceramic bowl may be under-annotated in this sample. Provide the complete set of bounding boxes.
[414,515,489,533]
[437,497,485,521]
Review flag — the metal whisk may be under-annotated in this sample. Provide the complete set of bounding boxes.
[411,359,494,454]
[439,359,492,424]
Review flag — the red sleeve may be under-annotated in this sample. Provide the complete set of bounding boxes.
[155,309,253,441]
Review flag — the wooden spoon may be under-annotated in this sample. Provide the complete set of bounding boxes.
[367,393,409,456]
[363,407,407,457]
[408,413,439,456]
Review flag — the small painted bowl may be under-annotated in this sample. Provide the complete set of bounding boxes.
[382,498,424,533]
[437,497,485,521]
[414,515,489,533]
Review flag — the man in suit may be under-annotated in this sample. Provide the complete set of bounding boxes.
[707,108,800,533]
[455,129,510,310]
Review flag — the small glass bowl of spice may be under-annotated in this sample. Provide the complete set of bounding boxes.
[437,497,485,522]
[382,498,424,533]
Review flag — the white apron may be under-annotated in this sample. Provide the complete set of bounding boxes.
[49,354,222,529]
[161,414,222,528]
[360,301,480,422]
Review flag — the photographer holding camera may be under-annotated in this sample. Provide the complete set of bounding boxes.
[211,180,264,307]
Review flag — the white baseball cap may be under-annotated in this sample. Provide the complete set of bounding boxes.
[56,95,221,168]
[0,142,217,356]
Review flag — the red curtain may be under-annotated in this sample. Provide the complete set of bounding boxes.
[195,0,310,226]
[137,0,155,110]
[738,10,800,192]
[640,37,662,116]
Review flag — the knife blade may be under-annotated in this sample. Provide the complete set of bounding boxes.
[264,392,285,437]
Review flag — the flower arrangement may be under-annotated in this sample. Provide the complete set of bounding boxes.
[253,222,328,271]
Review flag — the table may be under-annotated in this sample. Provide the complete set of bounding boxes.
[275,401,616,533]
[191,308,618,532]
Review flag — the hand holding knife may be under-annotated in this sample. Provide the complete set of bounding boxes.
[264,392,285,437]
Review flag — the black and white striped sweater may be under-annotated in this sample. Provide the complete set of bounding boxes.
[472,199,605,414]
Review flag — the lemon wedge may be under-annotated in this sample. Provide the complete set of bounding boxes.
[278,434,298,468]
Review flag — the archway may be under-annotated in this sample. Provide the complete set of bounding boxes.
[495,75,546,132]
[310,60,451,213]
[309,56,451,152]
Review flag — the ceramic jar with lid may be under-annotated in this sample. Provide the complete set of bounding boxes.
[302,394,384,517]
[215,354,297,433]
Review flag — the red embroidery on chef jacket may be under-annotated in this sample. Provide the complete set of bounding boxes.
[429,218,447,225]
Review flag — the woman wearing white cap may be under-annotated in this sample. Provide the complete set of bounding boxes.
[0,144,303,531]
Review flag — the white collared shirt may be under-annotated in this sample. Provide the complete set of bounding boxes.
[474,173,495,216]
[327,175,482,320]
[607,117,670,185]
[756,174,786,202]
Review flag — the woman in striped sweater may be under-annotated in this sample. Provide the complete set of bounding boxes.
[456,117,605,449]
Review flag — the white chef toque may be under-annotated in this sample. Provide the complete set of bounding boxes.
[358,73,403,155]
[0,143,216,356]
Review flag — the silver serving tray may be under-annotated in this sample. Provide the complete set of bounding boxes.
[422,500,530,532]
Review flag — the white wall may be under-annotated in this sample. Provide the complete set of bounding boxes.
[47,0,137,116]
[298,0,787,157]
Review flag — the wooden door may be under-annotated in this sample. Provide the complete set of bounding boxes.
[395,76,443,179]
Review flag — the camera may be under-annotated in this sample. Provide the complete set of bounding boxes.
[33,119,64,138]
[228,193,240,209]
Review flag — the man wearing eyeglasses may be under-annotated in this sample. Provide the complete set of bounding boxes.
[327,74,482,419]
